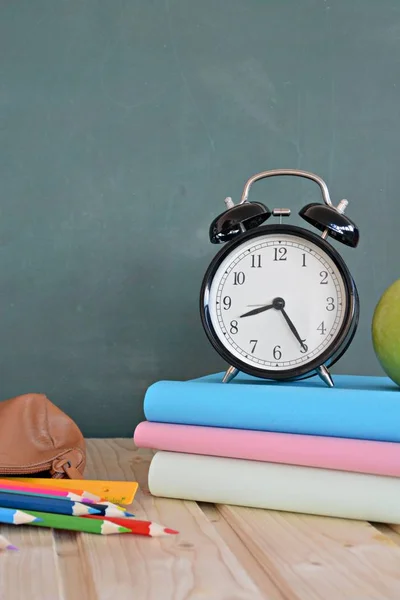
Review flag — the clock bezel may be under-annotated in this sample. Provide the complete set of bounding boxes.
[200,223,359,381]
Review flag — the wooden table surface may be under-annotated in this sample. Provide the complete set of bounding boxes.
[2,438,400,599]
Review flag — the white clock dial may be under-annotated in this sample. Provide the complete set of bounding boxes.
[206,232,348,371]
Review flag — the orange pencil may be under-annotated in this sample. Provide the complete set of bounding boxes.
[0,479,128,514]
[84,515,178,537]
[0,478,103,502]
[0,479,102,502]
[0,480,94,503]
[5,478,137,505]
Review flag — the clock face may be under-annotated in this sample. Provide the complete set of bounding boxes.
[201,225,355,378]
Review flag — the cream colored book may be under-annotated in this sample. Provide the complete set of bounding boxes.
[149,451,400,524]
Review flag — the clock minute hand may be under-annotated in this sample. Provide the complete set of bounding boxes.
[279,306,307,351]
[240,303,274,318]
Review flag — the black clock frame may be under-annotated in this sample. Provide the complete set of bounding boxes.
[200,223,359,382]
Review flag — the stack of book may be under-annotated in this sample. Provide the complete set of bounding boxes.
[134,370,400,524]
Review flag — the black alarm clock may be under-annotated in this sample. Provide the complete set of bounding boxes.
[200,169,359,387]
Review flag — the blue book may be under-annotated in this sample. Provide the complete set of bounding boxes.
[144,371,400,442]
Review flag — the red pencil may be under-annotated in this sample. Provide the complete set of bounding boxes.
[84,515,178,537]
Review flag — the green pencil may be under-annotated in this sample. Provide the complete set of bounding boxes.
[20,510,131,535]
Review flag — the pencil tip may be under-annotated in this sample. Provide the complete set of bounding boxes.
[24,514,42,523]
[119,526,132,533]
[7,545,18,551]
[87,507,101,515]
[82,492,101,501]
[164,528,179,535]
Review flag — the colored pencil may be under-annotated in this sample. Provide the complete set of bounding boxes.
[0,486,92,504]
[99,501,130,512]
[5,478,137,504]
[0,491,101,517]
[1,479,128,512]
[0,507,41,525]
[0,534,18,551]
[84,515,178,537]
[87,501,135,518]
[0,478,101,502]
[21,510,131,535]
[0,481,130,515]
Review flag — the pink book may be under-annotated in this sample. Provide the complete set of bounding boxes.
[134,421,400,477]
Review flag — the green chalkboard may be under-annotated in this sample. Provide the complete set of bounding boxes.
[1,0,400,435]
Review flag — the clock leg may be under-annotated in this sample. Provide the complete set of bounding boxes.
[222,365,239,383]
[317,365,334,387]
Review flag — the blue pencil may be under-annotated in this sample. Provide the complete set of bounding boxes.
[0,491,101,517]
[0,506,42,525]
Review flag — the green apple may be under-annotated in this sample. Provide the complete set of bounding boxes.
[372,279,400,385]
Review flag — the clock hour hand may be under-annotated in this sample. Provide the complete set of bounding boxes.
[279,306,308,352]
[240,303,274,318]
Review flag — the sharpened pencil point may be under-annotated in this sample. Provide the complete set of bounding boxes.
[7,545,18,551]
[99,520,132,535]
[87,506,102,515]
[103,502,125,511]
[118,526,132,533]
[13,510,43,524]
[164,528,179,535]
[82,492,101,501]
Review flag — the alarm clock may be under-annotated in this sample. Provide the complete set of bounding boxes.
[199,169,360,387]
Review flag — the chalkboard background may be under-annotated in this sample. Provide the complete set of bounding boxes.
[1,0,400,435]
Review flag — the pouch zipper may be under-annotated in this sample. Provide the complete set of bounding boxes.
[0,448,83,478]
[0,462,54,475]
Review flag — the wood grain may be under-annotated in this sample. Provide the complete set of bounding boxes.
[79,439,265,600]
[0,526,62,600]
[2,438,400,600]
[386,523,400,547]
[200,502,285,600]
[53,530,98,600]
[219,504,400,600]
[374,523,400,547]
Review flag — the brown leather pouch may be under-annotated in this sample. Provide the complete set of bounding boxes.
[0,393,86,479]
